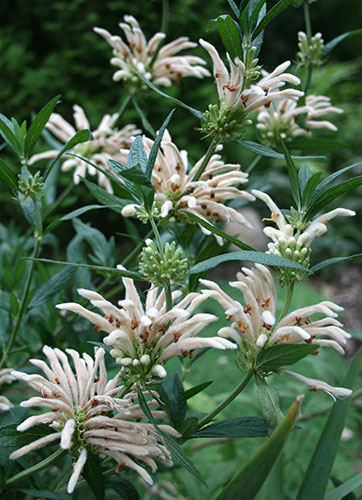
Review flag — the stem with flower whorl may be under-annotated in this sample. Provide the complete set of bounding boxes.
[191,136,218,182]
[277,282,295,324]
[149,218,173,311]
[303,1,313,95]
[4,448,66,490]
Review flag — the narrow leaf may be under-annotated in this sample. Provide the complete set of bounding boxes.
[325,472,362,500]
[253,0,295,38]
[296,346,362,500]
[83,178,133,208]
[256,375,284,430]
[82,452,105,500]
[106,478,140,500]
[216,15,243,60]
[0,159,18,190]
[298,163,312,193]
[309,176,362,216]
[237,140,323,160]
[302,171,322,207]
[24,95,61,158]
[280,139,302,209]
[311,163,361,203]
[133,70,203,119]
[185,381,213,400]
[29,266,75,308]
[310,253,362,273]
[213,397,303,500]
[249,0,267,29]
[190,251,311,274]
[190,417,268,438]
[170,374,187,430]
[146,109,175,179]
[323,29,362,57]
[44,204,108,235]
[256,344,317,371]
[127,135,148,171]
[227,0,240,17]
[0,113,21,154]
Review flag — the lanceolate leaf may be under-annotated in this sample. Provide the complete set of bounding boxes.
[82,452,105,500]
[185,381,213,400]
[253,0,295,38]
[324,472,362,500]
[216,15,243,60]
[296,346,362,500]
[24,95,61,158]
[256,344,317,371]
[127,135,148,171]
[298,163,312,194]
[106,478,140,500]
[213,397,303,500]
[323,29,362,57]
[227,0,240,17]
[308,176,362,217]
[190,251,311,274]
[146,109,175,179]
[0,158,18,190]
[44,204,110,235]
[190,417,268,439]
[280,139,301,209]
[237,140,323,160]
[0,113,21,154]
[311,163,361,203]
[29,266,76,308]
[83,178,133,209]
[302,171,322,207]
[133,70,203,119]
[310,253,362,273]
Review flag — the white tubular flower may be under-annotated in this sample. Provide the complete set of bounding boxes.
[200,40,302,112]
[256,95,343,146]
[94,15,210,88]
[10,347,177,492]
[201,263,351,398]
[283,370,352,400]
[120,130,254,242]
[57,270,236,383]
[0,369,15,411]
[29,105,141,194]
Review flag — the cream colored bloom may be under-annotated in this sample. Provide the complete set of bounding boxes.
[94,15,210,87]
[199,39,303,113]
[29,105,140,193]
[11,346,178,492]
[56,269,236,382]
[201,264,351,398]
[256,95,343,146]
[252,189,355,269]
[121,131,254,242]
[0,369,14,411]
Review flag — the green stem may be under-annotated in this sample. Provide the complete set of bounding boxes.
[303,1,312,42]
[33,198,43,237]
[161,0,169,35]
[4,449,66,489]
[149,218,172,311]
[117,381,134,398]
[246,154,262,174]
[303,65,313,95]
[189,370,254,436]
[132,96,155,137]
[191,137,218,182]
[0,236,41,370]
[277,282,295,324]
[150,218,164,258]
[165,284,172,312]
[117,93,131,120]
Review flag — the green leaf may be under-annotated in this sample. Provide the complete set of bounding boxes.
[24,95,61,159]
[255,375,284,431]
[302,171,322,207]
[132,96,155,137]
[256,344,317,371]
[44,129,92,179]
[310,253,362,273]
[82,451,105,500]
[184,211,255,250]
[216,15,242,60]
[190,251,311,274]
[325,473,362,500]
[116,165,153,187]
[29,258,142,280]
[29,266,75,308]
[311,163,361,203]
[227,0,240,17]
[0,424,53,461]
[249,0,267,30]
[107,160,142,199]
[296,346,362,500]
[128,135,148,171]
[170,374,187,430]
[323,29,362,57]
[185,381,213,400]
[253,0,295,38]
[136,386,206,486]
[309,176,362,216]
[0,113,21,154]
[73,218,114,267]
[190,417,268,439]
[0,158,18,190]
[298,163,312,194]
[280,139,302,209]
[240,0,251,14]
[133,70,203,119]
[44,204,109,235]
[15,490,71,500]
[106,478,140,500]
[20,196,41,231]
[83,178,133,208]
[146,109,175,179]
[237,140,323,160]
[213,397,302,500]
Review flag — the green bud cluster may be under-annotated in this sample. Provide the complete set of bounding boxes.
[18,171,44,200]
[201,103,246,142]
[243,45,262,82]
[139,240,189,286]
[135,202,162,224]
[297,31,324,67]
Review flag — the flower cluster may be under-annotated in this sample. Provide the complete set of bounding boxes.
[29,105,140,193]
[94,15,210,89]
[252,189,355,283]
[256,95,343,147]
[56,269,236,384]
[201,264,352,399]
[10,346,179,493]
[0,369,14,411]
[199,39,303,140]
[297,31,324,67]
[121,130,254,242]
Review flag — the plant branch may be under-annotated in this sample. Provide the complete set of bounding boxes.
[191,137,218,182]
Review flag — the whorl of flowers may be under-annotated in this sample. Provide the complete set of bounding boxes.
[297,31,324,66]
[120,131,254,243]
[10,346,179,493]
[201,264,352,399]
[56,269,236,383]
[0,369,14,411]
[29,105,140,193]
[199,39,303,140]
[94,15,210,88]
[256,95,343,147]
